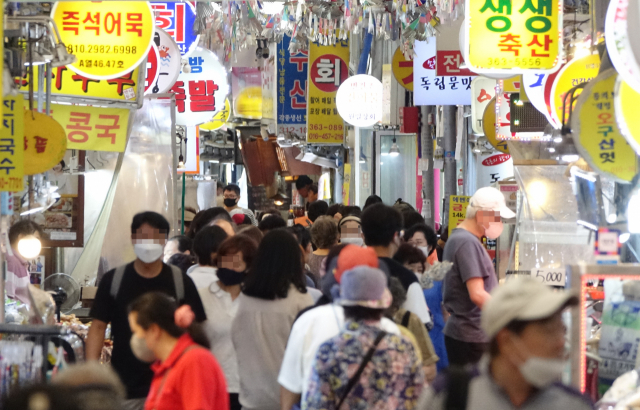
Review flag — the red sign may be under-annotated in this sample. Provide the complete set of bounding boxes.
[436,51,477,77]
[145,45,159,93]
[310,54,348,93]
[482,153,512,166]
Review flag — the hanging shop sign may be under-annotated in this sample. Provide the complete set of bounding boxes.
[448,195,471,237]
[471,77,496,134]
[178,126,200,174]
[170,47,229,126]
[414,40,473,106]
[145,28,181,95]
[307,39,349,144]
[550,54,600,128]
[232,68,262,119]
[262,42,277,121]
[543,65,563,127]
[436,50,476,77]
[392,47,413,91]
[465,0,562,74]
[572,70,638,183]
[336,75,382,127]
[605,0,640,94]
[482,97,510,153]
[199,99,231,131]
[614,77,640,155]
[277,34,308,138]
[23,111,67,176]
[151,2,200,56]
[0,96,24,192]
[52,1,155,80]
[436,18,475,77]
[478,152,514,188]
[523,72,552,121]
[502,76,522,92]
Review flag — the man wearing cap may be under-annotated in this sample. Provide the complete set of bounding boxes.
[442,186,515,366]
[278,245,402,410]
[304,265,424,410]
[418,277,592,410]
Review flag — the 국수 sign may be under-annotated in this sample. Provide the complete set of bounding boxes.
[414,40,473,106]
[0,96,24,192]
[307,39,349,144]
[151,2,200,56]
[277,35,308,138]
[336,75,382,127]
[23,111,67,176]
[614,76,640,155]
[52,1,155,80]
[550,54,600,128]
[169,47,229,126]
[466,0,563,74]
[572,69,638,183]
[449,195,471,237]
[145,28,181,95]
[471,77,496,134]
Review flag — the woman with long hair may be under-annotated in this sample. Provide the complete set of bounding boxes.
[128,292,228,410]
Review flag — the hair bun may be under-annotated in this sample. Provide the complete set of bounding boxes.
[174,305,195,329]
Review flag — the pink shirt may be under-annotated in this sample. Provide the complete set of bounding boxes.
[6,249,31,305]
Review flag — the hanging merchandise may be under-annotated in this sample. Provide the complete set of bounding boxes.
[51,1,155,80]
[605,0,640,94]
[392,46,414,91]
[199,99,231,131]
[23,111,67,176]
[572,69,638,183]
[144,28,182,96]
[0,96,24,192]
[482,97,510,154]
[150,2,200,56]
[336,75,383,127]
[470,77,496,135]
[170,46,229,126]
[307,38,349,144]
[614,76,640,155]
[277,34,308,138]
[523,72,552,122]
[413,39,473,106]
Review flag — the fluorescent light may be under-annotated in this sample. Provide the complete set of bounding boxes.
[209,160,219,163]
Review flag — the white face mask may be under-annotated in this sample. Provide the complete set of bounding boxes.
[484,222,504,240]
[418,246,431,258]
[512,337,565,388]
[341,237,364,247]
[134,241,164,263]
[130,334,156,363]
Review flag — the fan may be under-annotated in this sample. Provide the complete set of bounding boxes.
[44,273,81,321]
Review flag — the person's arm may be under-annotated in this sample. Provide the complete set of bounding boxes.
[466,277,491,308]
[280,386,301,410]
[86,319,108,361]
[182,274,207,321]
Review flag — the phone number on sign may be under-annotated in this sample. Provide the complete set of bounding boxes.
[486,57,542,67]
[308,124,343,131]
[67,45,139,55]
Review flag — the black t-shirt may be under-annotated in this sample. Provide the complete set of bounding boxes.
[90,262,207,399]
[378,257,418,291]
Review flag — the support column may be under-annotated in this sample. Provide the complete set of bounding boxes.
[420,106,435,228]
[442,105,457,228]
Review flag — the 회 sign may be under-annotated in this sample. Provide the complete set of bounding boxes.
[151,2,199,56]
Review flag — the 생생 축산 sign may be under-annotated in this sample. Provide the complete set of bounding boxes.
[52,1,155,80]
[466,0,563,74]
[277,35,308,138]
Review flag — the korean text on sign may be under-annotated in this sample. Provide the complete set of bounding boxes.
[467,0,562,72]
[277,35,308,137]
[151,2,199,56]
[0,96,24,191]
[448,195,471,237]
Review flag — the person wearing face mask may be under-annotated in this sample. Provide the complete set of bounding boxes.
[417,276,591,410]
[128,292,228,410]
[223,184,258,226]
[442,187,515,367]
[404,224,439,266]
[86,212,207,410]
[188,225,228,288]
[338,215,365,247]
[199,235,258,410]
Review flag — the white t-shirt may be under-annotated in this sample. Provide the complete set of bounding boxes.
[188,266,217,289]
[405,282,433,326]
[278,304,400,399]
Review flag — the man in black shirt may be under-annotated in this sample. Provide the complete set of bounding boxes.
[86,212,206,410]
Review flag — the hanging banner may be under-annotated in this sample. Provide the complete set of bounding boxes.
[199,99,231,131]
[150,2,200,56]
[465,0,563,74]
[145,28,181,95]
[262,42,277,121]
[52,1,155,80]
[573,69,638,183]
[392,47,413,91]
[482,97,510,153]
[614,77,640,155]
[448,195,471,237]
[23,111,67,176]
[170,47,229,126]
[0,96,24,191]
[336,75,383,127]
[414,40,473,106]
[550,54,600,128]
[471,77,496,134]
[307,38,349,144]
[277,35,308,138]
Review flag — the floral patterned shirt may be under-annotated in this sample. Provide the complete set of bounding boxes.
[304,320,425,410]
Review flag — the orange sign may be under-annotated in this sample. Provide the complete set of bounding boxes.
[392,47,414,91]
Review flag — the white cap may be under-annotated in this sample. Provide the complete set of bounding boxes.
[481,276,578,339]
[469,187,516,219]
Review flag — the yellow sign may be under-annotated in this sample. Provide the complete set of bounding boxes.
[502,76,522,92]
[17,65,141,102]
[343,163,351,205]
[52,1,154,80]
[0,96,24,191]
[307,39,350,144]
[23,111,68,176]
[466,0,562,73]
[234,87,262,119]
[199,99,231,131]
[550,54,600,127]
[573,69,638,183]
[449,195,471,237]
[392,47,413,91]
[482,97,510,153]
[614,76,640,155]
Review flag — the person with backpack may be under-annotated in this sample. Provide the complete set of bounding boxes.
[86,212,206,410]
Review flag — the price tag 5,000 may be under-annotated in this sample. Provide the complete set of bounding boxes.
[530,268,567,287]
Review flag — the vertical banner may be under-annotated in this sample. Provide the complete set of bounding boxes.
[0,96,24,191]
[448,195,471,237]
[307,38,349,144]
[277,35,308,137]
[262,42,277,121]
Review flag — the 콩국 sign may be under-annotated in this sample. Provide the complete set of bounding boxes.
[277,35,308,138]
[52,1,155,80]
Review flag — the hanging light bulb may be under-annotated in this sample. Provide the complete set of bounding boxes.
[388,137,400,157]
[17,235,41,259]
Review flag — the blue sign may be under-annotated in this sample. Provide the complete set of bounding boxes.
[277,35,308,137]
[151,2,200,56]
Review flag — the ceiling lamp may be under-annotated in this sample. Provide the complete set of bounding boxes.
[271,189,289,206]
[389,138,400,157]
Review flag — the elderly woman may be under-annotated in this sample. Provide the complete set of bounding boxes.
[309,216,340,282]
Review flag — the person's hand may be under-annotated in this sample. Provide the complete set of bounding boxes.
[423,364,437,383]
[333,212,342,221]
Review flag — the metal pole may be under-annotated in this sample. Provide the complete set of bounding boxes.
[45,63,52,116]
[354,127,361,206]
[442,105,457,227]
[181,173,186,235]
[420,106,435,228]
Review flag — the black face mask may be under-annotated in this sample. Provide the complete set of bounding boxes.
[224,198,238,208]
[217,268,245,286]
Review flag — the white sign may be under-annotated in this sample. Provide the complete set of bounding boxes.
[178,126,199,173]
[413,40,473,106]
[172,47,229,126]
[336,74,383,127]
[522,72,552,122]
[606,0,640,94]
[145,28,181,96]
[477,152,514,188]
[530,268,567,286]
[471,77,496,134]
